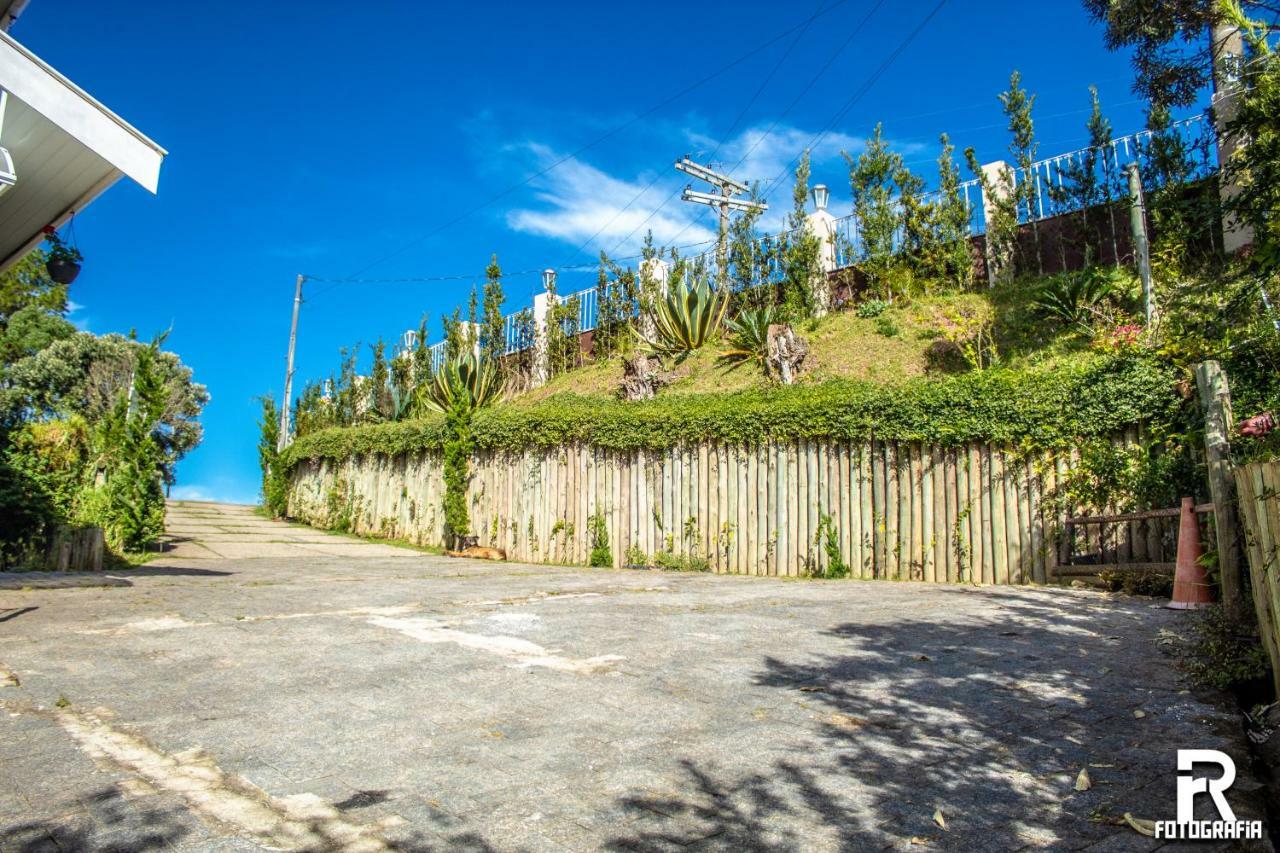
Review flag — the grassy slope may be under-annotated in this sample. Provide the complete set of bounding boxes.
[510,283,1104,407]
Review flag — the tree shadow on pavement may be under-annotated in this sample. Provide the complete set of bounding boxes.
[606,589,1252,851]
[0,785,192,852]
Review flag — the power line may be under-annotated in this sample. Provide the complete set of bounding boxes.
[601,0,838,259]
[758,0,951,205]
[304,234,723,297]
[650,0,887,251]
[336,0,856,280]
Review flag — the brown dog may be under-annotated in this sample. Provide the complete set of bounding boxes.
[444,546,507,561]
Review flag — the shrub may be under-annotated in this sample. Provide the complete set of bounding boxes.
[720,306,775,368]
[812,514,850,578]
[1030,266,1117,328]
[653,550,710,572]
[415,352,503,415]
[873,316,900,338]
[588,512,612,567]
[1098,567,1173,597]
[856,299,889,319]
[929,300,998,370]
[1182,607,1270,693]
[282,355,1181,466]
[637,276,728,362]
[257,396,288,518]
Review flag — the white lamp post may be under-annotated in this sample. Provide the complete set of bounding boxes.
[812,184,829,212]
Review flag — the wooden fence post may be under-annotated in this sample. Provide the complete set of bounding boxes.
[1195,360,1245,620]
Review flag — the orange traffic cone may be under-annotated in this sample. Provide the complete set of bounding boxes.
[1167,496,1213,609]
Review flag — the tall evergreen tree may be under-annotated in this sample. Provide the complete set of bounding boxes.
[999,71,1042,274]
[782,152,823,317]
[934,134,975,289]
[480,255,506,365]
[846,125,905,299]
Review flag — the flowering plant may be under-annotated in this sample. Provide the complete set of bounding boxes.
[42,226,82,264]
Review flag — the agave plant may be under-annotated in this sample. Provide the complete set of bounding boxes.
[1030,267,1116,327]
[719,305,775,367]
[637,276,729,362]
[415,352,503,414]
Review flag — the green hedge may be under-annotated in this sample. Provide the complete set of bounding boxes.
[281,355,1181,470]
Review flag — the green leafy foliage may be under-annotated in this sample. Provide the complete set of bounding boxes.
[257,395,288,518]
[412,352,504,547]
[283,355,1180,467]
[845,124,904,298]
[780,151,822,318]
[0,250,66,321]
[0,254,206,564]
[1030,267,1118,327]
[855,299,889,319]
[637,275,728,362]
[719,306,775,367]
[812,514,850,578]
[442,398,473,546]
[1182,606,1271,693]
[415,352,503,415]
[84,337,170,552]
[588,512,612,567]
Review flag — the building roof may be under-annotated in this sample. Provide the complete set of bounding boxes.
[0,26,167,272]
[0,1,29,33]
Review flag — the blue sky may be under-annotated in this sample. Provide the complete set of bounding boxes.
[14,1,1186,504]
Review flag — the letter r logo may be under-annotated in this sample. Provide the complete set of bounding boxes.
[1176,749,1236,824]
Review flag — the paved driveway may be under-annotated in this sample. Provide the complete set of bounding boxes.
[0,503,1266,851]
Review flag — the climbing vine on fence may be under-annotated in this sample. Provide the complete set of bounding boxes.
[282,355,1182,469]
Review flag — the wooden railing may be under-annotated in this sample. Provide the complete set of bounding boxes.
[1054,503,1213,585]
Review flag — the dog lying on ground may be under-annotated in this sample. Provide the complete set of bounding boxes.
[444,545,507,561]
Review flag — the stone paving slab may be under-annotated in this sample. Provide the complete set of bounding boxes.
[0,502,1270,851]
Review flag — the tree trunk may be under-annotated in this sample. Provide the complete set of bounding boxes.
[766,324,808,386]
[620,354,668,401]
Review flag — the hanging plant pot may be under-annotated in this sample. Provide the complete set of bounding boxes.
[46,258,81,284]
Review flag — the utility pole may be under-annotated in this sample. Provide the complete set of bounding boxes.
[1126,164,1154,324]
[676,156,767,290]
[1211,17,1250,253]
[278,274,304,451]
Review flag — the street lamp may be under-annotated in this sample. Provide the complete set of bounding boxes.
[542,268,556,291]
[812,184,829,212]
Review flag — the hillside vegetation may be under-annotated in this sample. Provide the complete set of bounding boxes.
[512,276,1128,406]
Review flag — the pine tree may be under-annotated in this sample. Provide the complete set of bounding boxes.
[1086,88,1122,263]
[727,185,765,305]
[964,144,1019,286]
[935,134,975,289]
[412,316,431,387]
[781,152,822,317]
[369,339,390,421]
[846,125,905,299]
[893,158,930,288]
[999,70,1041,274]
[480,255,505,366]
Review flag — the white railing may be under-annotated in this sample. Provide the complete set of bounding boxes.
[423,114,1216,363]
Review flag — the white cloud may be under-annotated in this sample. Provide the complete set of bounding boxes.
[170,484,258,506]
[505,144,716,255]
[503,122,923,255]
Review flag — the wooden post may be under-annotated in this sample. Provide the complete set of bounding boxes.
[1196,360,1245,620]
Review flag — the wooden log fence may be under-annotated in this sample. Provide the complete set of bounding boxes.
[289,434,1163,585]
[44,525,105,572]
[1235,459,1280,696]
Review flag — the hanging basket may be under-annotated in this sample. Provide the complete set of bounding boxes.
[46,258,81,284]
